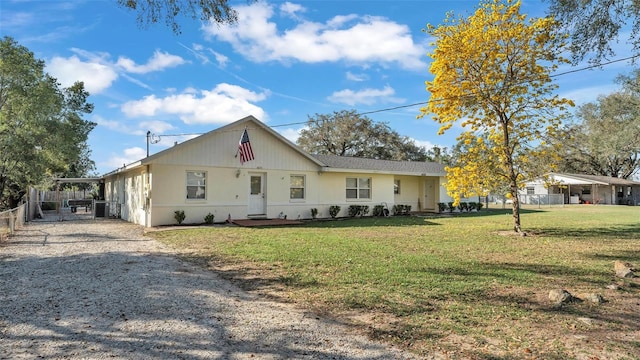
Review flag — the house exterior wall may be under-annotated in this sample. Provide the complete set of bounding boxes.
[103,119,451,227]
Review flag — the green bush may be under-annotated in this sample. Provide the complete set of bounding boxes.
[204,212,214,225]
[310,208,318,219]
[438,202,447,213]
[174,210,186,225]
[329,205,341,218]
[476,202,484,211]
[447,202,455,213]
[372,205,385,216]
[348,205,370,217]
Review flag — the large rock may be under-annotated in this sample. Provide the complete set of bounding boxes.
[614,261,636,278]
[549,289,574,305]
[581,293,605,304]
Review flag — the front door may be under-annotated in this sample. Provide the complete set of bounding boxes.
[424,178,436,210]
[248,173,266,216]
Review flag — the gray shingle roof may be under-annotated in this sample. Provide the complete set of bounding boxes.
[311,154,446,175]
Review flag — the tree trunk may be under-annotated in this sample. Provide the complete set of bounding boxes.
[510,185,522,233]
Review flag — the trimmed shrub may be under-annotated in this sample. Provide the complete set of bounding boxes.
[310,208,318,219]
[329,205,341,218]
[204,212,215,225]
[174,210,186,225]
[373,205,385,216]
[438,202,447,213]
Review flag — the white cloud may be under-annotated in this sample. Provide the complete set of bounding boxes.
[47,55,118,94]
[280,2,305,19]
[327,85,404,106]
[412,138,435,150]
[202,2,426,70]
[104,147,147,169]
[209,50,229,68]
[120,83,269,124]
[560,84,619,106]
[346,71,368,82]
[116,50,186,74]
[278,127,304,144]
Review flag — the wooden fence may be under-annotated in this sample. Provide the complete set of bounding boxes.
[0,203,26,241]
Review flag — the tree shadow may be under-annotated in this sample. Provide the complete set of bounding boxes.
[1,226,413,360]
[527,223,640,240]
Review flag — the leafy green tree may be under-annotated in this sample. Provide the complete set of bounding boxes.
[425,145,455,166]
[546,0,639,64]
[297,110,429,161]
[117,0,254,34]
[554,70,640,178]
[421,0,574,233]
[0,37,96,209]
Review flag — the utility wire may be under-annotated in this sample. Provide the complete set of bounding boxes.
[150,53,639,138]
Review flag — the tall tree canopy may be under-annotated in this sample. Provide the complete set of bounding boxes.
[554,70,640,178]
[117,0,253,34]
[421,0,574,233]
[297,110,428,161]
[0,37,96,209]
[546,0,640,64]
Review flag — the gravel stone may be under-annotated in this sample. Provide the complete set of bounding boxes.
[1,218,418,360]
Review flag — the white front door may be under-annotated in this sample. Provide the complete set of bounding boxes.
[248,173,266,215]
[424,178,436,210]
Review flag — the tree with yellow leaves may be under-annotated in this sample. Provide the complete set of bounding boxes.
[420,0,574,233]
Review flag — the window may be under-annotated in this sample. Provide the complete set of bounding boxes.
[186,171,206,199]
[394,179,401,195]
[346,177,371,199]
[290,175,305,200]
[526,187,535,195]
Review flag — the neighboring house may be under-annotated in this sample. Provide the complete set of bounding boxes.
[102,116,451,227]
[521,172,640,206]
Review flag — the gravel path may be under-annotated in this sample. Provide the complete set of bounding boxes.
[0,218,418,360]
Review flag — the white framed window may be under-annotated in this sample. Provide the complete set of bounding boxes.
[526,187,535,195]
[346,177,371,199]
[186,171,206,200]
[290,175,305,200]
[394,179,401,195]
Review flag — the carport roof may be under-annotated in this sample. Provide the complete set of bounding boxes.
[549,173,640,186]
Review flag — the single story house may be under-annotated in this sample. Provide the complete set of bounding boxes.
[521,172,640,206]
[102,116,452,227]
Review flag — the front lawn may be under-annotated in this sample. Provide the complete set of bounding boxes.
[148,206,640,359]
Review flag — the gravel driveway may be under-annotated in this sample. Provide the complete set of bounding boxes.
[0,218,418,360]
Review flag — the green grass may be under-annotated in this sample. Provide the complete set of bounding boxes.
[149,206,640,359]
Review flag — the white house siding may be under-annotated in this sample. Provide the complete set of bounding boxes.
[137,122,322,226]
[314,172,396,218]
[121,168,146,225]
[102,117,451,226]
[394,176,424,211]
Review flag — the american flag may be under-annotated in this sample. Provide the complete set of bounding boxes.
[238,128,255,164]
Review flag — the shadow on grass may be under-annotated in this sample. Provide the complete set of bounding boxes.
[298,216,442,228]
[528,223,640,240]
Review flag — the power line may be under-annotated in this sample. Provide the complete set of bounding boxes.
[149,53,639,137]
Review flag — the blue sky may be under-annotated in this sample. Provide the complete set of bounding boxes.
[1,0,636,175]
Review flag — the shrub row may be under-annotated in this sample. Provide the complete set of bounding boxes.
[438,201,484,213]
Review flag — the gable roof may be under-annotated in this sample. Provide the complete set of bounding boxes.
[103,116,447,177]
[313,153,446,176]
[549,173,640,186]
[102,115,324,176]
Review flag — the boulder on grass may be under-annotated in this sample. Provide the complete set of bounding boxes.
[549,289,574,305]
[614,261,636,278]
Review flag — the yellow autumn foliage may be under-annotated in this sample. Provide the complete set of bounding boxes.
[420,0,574,232]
